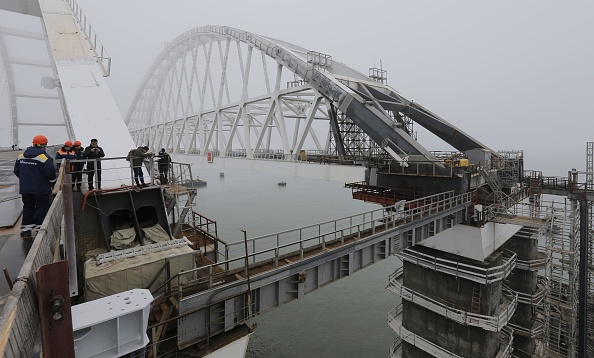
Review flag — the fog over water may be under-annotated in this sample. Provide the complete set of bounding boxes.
[192,163,398,357]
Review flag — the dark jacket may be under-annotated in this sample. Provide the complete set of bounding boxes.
[72,147,85,170]
[157,152,171,169]
[14,146,57,195]
[83,145,105,168]
[55,147,77,171]
[128,147,152,167]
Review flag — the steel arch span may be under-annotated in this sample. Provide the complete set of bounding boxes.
[126,25,492,166]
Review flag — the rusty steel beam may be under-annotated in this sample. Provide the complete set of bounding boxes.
[36,260,75,358]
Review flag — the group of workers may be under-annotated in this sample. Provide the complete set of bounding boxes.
[126,146,171,186]
[12,135,171,239]
[55,138,105,191]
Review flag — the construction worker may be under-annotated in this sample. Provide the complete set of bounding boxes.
[127,146,152,187]
[83,138,105,191]
[13,135,57,239]
[55,140,76,172]
[72,140,85,191]
[156,148,171,184]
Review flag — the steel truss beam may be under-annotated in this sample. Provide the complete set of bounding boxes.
[126,26,492,164]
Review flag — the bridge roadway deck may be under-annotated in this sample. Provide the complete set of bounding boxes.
[164,191,472,349]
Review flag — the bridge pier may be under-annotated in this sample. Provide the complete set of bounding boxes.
[394,245,513,357]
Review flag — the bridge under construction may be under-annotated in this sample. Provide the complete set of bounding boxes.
[1,2,593,357]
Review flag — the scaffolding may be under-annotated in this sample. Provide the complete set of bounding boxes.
[497,150,523,188]
[586,142,594,357]
[543,200,580,357]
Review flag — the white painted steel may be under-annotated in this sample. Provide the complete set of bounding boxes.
[125,26,416,169]
[175,152,366,183]
[204,334,251,358]
[71,289,153,357]
[38,0,135,186]
[0,10,71,147]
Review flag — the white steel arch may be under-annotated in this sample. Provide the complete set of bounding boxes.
[0,10,72,148]
[126,26,342,160]
[126,25,492,165]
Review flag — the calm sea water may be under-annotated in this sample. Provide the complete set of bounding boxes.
[191,163,401,358]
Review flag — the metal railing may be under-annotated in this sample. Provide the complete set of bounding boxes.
[503,249,547,271]
[65,0,111,76]
[387,267,517,332]
[512,281,546,306]
[397,248,516,285]
[175,191,471,292]
[387,303,403,332]
[189,210,228,264]
[495,326,514,358]
[389,337,402,358]
[397,325,464,358]
[0,191,65,357]
[507,319,544,339]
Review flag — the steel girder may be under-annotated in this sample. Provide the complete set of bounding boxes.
[126,26,492,162]
[0,16,72,147]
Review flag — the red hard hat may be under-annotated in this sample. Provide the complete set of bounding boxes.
[64,140,73,147]
[73,140,81,146]
[32,135,48,146]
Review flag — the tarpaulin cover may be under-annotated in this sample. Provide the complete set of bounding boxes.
[84,245,195,301]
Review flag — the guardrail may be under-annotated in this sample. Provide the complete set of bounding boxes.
[387,303,403,332]
[0,185,65,356]
[224,191,467,265]
[389,337,402,358]
[397,248,516,285]
[397,325,463,358]
[189,211,229,265]
[65,0,111,76]
[495,326,514,358]
[55,157,198,190]
[387,267,517,332]
[514,251,547,271]
[175,191,471,292]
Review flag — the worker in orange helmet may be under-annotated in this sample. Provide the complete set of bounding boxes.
[13,135,57,239]
[55,140,76,173]
[71,140,85,191]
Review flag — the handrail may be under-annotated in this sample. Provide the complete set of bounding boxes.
[0,192,65,356]
[387,303,403,332]
[387,272,517,332]
[65,0,111,76]
[495,326,514,358]
[389,337,402,358]
[175,191,471,289]
[397,325,463,358]
[225,191,468,258]
[397,249,516,284]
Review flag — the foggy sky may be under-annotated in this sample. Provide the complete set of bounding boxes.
[77,0,594,176]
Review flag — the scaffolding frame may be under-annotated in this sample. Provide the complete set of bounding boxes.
[497,150,523,188]
[543,200,580,357]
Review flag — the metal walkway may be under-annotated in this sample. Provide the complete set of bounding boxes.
[158,191,472,348]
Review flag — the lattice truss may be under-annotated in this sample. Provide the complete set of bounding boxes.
[125,26,418,159]
[0,12,71,148]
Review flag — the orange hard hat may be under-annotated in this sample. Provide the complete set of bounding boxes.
[73,140,81,146]
[32,135,48,146]
[64,140,73,147]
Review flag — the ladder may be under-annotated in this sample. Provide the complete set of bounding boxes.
[470,286,481,314]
